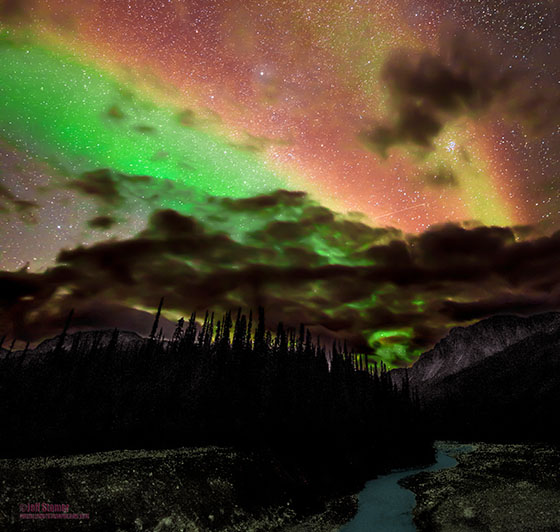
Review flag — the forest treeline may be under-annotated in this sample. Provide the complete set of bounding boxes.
[0,301,433,484]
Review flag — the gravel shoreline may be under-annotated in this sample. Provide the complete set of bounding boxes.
[0,446,357,531]
[400,442,560,532]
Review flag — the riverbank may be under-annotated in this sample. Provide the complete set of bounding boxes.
[339,442,467,532]
[401,442,560,531]
[0,446,359,531]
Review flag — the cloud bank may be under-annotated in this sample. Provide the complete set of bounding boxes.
[362,32,560,156]
[1,184,559,366]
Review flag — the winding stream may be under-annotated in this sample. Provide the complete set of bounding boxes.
[340,442,473,532]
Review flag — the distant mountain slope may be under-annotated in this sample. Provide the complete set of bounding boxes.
[391,312,560,389]
[389,312,560,442]
[0,330,146,364]
[424,326,560,441]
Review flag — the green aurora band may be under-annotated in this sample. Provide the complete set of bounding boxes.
[0,31,286,200]
[0,31,456,368]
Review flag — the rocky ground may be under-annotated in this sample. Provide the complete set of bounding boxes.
[0,446,357,532]
[400,442,560,532]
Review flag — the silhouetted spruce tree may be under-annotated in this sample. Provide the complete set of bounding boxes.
[149,298,164,340]
[0,304,435,477]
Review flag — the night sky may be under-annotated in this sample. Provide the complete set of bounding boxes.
[1,0,559,366]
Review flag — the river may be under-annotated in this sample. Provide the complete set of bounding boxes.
[340,442,473,532]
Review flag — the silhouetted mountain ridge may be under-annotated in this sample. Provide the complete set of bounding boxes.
[389,312,560,442]
[391,312,560,389]
[428,326,560,400]
[0,329,145,364]
[424,326,560,441]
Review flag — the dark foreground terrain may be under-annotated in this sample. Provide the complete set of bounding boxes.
[0,446,357,532]
[401,442,560,532]
[0,308,432,531]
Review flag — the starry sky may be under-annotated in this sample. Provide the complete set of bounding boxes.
[1,0,559,366]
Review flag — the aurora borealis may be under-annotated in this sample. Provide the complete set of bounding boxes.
[1,0,559,366]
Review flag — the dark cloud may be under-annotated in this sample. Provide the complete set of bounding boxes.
[422,167,459,188]
[87,215,117,230]
[362,32,559,155]
[177,109,196,127]
[133,124,157,134]
[441,293,560,322]
[1,192,559,366]
[216,189,308,211]
[0,0,28,21]
[0,270,54,306]
[68,169,123,205]
[151,150,169,161]
[228,133,291,154]
[252,220,311,242]
[1,183,21,202]
[361,105,443,156]
[67,169,152,206]
[493,230,560,287]
[176,108,222,129]
[0,183,40,223]
[107,105,125,120]
[2,175,560,364]
[0,275,175,341]
[415,224,515,266]
[65,299,177,338]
